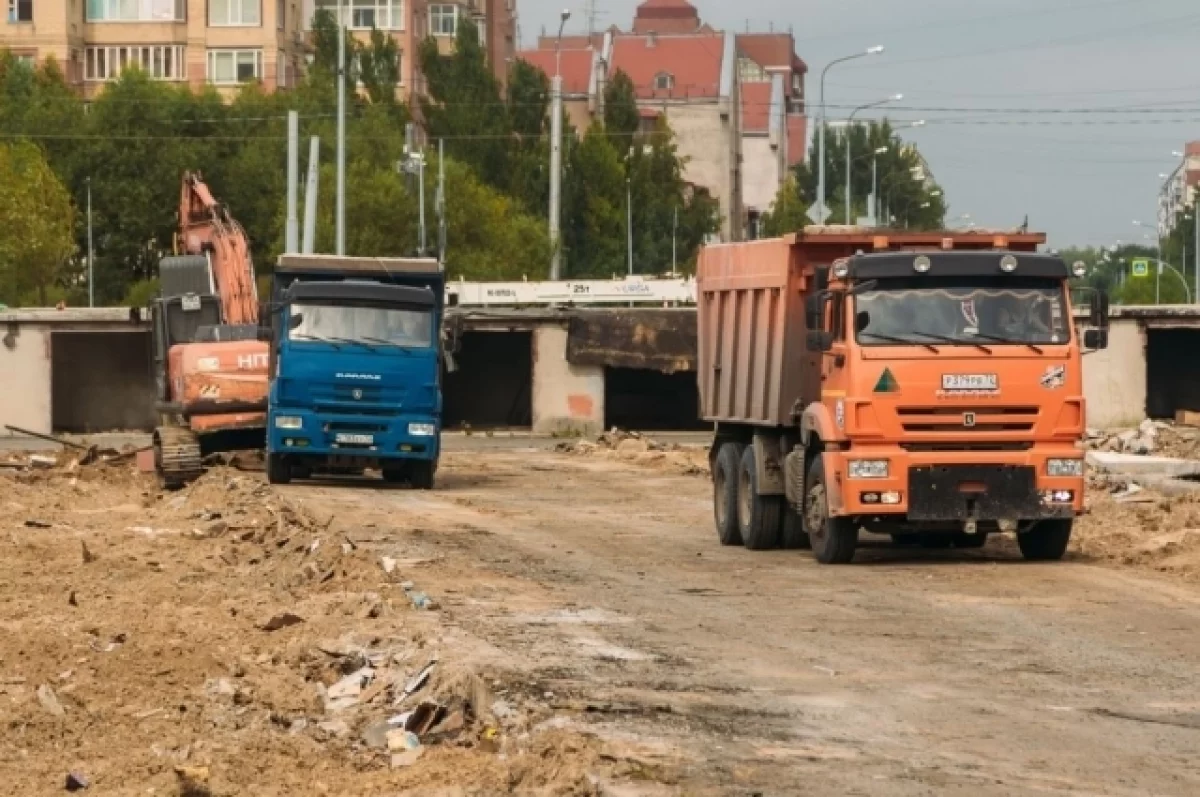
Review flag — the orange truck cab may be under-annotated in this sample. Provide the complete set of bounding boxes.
[697,229,1110,564]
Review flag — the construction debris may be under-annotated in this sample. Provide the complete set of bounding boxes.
[557,428,708,476]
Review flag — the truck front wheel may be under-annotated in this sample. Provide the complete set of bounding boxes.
[266,454,291,485]
[1018,519,1073,561]
[410,461,436,490]
[712,442,745,546]
[805,455,858,565]
[738,445,783,551]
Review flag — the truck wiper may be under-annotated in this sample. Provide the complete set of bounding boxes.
[967,331,1044,354]
[862,332,938,353]
[292,333,342,350]
[913,330,991,355]
[359,336,413,351]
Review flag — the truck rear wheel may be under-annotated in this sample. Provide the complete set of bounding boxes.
[781,507,812,550]
[266,454,291,485]
[712,442,745,546]
[805,455,858,565]
[1018,519,1072,561]
[738,445,783,551]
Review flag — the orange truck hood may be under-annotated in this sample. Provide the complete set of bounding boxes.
[838,348,1083,444]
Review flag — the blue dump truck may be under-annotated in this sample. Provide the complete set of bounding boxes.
[265,255,446,488]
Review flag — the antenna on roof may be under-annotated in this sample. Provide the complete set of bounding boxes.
[584,0,598,37]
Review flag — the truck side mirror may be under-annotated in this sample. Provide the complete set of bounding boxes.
[288,313,304,331]
[1090,290,1110,329]
[1083,328,1108,350]
[806,330,834,352]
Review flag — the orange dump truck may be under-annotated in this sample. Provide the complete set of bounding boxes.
[696,229,1110,564]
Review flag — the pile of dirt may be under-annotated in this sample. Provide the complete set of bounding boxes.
[1087,421,1200,459]
[1076,483,1200,580]
[557,429,709,477]
[0,453,623,794]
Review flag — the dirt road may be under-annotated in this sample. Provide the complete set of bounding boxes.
[287,445,1200,796]
[3,441,1200,795]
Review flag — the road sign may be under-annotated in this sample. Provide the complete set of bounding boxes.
[1131,259,1149,278]
[807,200,831,225]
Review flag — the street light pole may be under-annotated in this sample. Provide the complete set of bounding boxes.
[817,46,884,224]
[86,177,94,308]
[548,9,570,280]
[870,145,887,225]
[845,94,901,225]
[335,0,346,255]
[626,176,633,276]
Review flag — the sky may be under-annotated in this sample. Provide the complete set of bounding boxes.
[517,0,1200,249]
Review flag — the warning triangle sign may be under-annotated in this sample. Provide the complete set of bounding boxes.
[874,368,899,393]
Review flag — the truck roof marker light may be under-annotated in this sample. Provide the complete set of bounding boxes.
[1000,255,1018,273]
[913,255,931,273]
[874,368,899,393]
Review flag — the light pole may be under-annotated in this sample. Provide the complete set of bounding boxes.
[335,0,346,255]
[869,145,887,225]
[817,46,884,224]
[1134,220,1162,301]
[626,176,633,276]
[845,93,901,224]
[86,177,94,308]
[548,8,570,280]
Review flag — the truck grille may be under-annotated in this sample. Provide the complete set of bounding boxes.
[898,406,1038,434]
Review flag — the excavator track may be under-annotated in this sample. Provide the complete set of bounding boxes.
[154,426,204,489]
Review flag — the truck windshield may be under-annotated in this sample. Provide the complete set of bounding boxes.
[854,277,1070,347]
[289,302,433,349]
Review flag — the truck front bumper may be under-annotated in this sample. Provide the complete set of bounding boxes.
[267,409,440,463]
[826,447,1084,520]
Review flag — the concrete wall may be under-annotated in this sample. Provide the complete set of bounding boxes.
[664,103,739,240]
[0,323,52,436]
[531,325,604,435]
[1083,318,1146,429]
[742,134,781,214]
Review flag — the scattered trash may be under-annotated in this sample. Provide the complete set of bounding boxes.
[24,519,51,529]
[68,591,78,607]
[29,456,58,470]
[390,747,426,768]
[478,726,501,753]
[316,719,351,738]
[401,700,447,735]
[326,666,373,702]
[398,660,437,702]
[36,683,65,717]
[386,728,421,752]
[64,771,89,791]
[362,719,392,749]
[812,665,837,677]
[401,581,438,610]
[191,519,228,539]
[89,632,127,653]
[381,556,398,575]
[173,765,210,792]
[259,612,305,632]
[80,541,98,564]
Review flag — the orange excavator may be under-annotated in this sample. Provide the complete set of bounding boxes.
[150,172,269,486]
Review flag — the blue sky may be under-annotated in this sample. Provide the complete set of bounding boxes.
[519,0,1200,248]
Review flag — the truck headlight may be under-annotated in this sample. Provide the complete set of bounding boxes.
[408,423,437,437]
[1047,458,1084,477]
[274,416,303,430]
[848,460,889,479]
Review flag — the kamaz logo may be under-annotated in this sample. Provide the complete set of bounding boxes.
[335,373,382,380]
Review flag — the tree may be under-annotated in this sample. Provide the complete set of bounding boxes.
[418,18,511,190]
[309,8,357,92]
[759,176,808,237]
[506,59,551,216]
[561,125,627,277]
[796,120,945,229]
[0,140,77,306]
[603,70,639,146]
[358,28,401,106]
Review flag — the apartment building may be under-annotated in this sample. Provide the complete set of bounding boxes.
[1159,141,1200,236]
[1,0,514,98]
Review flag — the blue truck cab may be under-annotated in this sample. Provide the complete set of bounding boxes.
[266,255,445,488]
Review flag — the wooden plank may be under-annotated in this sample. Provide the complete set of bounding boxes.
[1175,410,1200,427]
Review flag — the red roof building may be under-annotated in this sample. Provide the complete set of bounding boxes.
[631,0,704,35]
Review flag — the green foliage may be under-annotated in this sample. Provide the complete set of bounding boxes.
[797,120,946,229]
[358,28,401,106]
[603,70,639,145]
[309,8,358,93]
[759,176,808,238]
[0,140,77,306]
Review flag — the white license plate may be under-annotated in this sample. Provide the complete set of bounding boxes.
[942,373,998,391]
[181,295,202,312]
[335,433,374,445]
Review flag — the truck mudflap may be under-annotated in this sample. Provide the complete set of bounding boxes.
[907,465,1072,521]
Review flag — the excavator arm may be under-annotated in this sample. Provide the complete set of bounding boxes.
[179,172,259,326]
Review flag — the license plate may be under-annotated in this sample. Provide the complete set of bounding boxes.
[181,294,202,312]
[335,433,374,445]
[942,373,998,391]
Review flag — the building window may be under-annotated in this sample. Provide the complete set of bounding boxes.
[14,52,35,66]
[737,56,767,83]
[85,44,185,81]
[310,0,403,31]
[7,0,32,22]
[654,72,674,91]
[86,0,184,21]
[429,3,456,36]
[208,0,259,26]
[207,49,262,83]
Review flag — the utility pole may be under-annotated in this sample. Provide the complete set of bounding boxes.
[335,0,346,256]
[86,178,94,308]
[437,139,446,263]
[816,46,883,225]
[285,110,299,253]
[548,9,571,280]
[626,176,633,275]
[845,94,901,224]
[672,205,678,276]
[301,136,319,254]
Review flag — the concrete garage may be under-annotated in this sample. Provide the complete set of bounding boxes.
[0,309,155,437]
